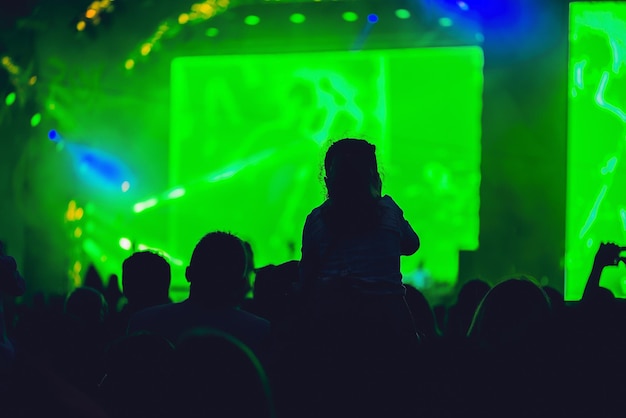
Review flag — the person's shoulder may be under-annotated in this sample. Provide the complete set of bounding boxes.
[304,201,328,234]
[306,201,328,219]
[379,195,402,211]
[378,195,408,231]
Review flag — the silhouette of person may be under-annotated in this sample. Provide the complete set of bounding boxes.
[105,273,123,313]
[83,264,105,294]
[465,277,555,417]
[106,251,172,338]
[59,286,110,396]
[446,278,491,339]
[0,254,25,373]
[296,138,420,417]
[583,242,626,301]
[299,138,420,324]
[122,251,172,313]
[128,232,270,362]
[404,284,439,340]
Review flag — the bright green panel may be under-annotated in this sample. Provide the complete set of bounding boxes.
[169,47,482,299]
[567,2,626,300]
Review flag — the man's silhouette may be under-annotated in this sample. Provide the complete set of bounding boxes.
[128,232,270,361]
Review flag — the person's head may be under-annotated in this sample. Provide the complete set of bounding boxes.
[446,279,492,338]
[457,279,492,310]
[467,277,552,350]
[322,139,383,233]
[324,138,382,202]
[64,286,109,325]
[186,232,251,307]
[122,251,171,309]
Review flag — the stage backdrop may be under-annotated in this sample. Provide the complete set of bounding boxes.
[162,46,483,298]
[567,2,626,300]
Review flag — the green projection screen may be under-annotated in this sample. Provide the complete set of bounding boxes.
[168,47,483,298]
[567,2,626,300]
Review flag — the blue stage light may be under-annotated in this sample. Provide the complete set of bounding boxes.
[66,144,134,192]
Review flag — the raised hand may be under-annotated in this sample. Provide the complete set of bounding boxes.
[592,242,626,270]
[584,242,626,300]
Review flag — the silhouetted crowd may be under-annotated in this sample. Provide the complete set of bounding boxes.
[1,139,625,418]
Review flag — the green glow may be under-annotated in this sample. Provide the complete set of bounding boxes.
[82,239,103,260]
[170,47,483,293]
[244,15,260,26]
[205,27,219,37]
[137,243,184,266]
[208,169,237,182]
[395,9,411,20]
[30,113,42,127]
[439,17,453,27]
[567,2,626,300]
[170,258,184,267]
[290,13,306,24]
[342,12,358,22]
[5,92,16,106]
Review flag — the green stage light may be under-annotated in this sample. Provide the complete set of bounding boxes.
[395,9,411,20]
[342,11,358,22]
[205,27,219,37]
[5,92,16,106]
[290,13,306,24]
[439,17,453,27]
[567,2,626,300]
[244,15,260,26]
[30,113,42,127]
